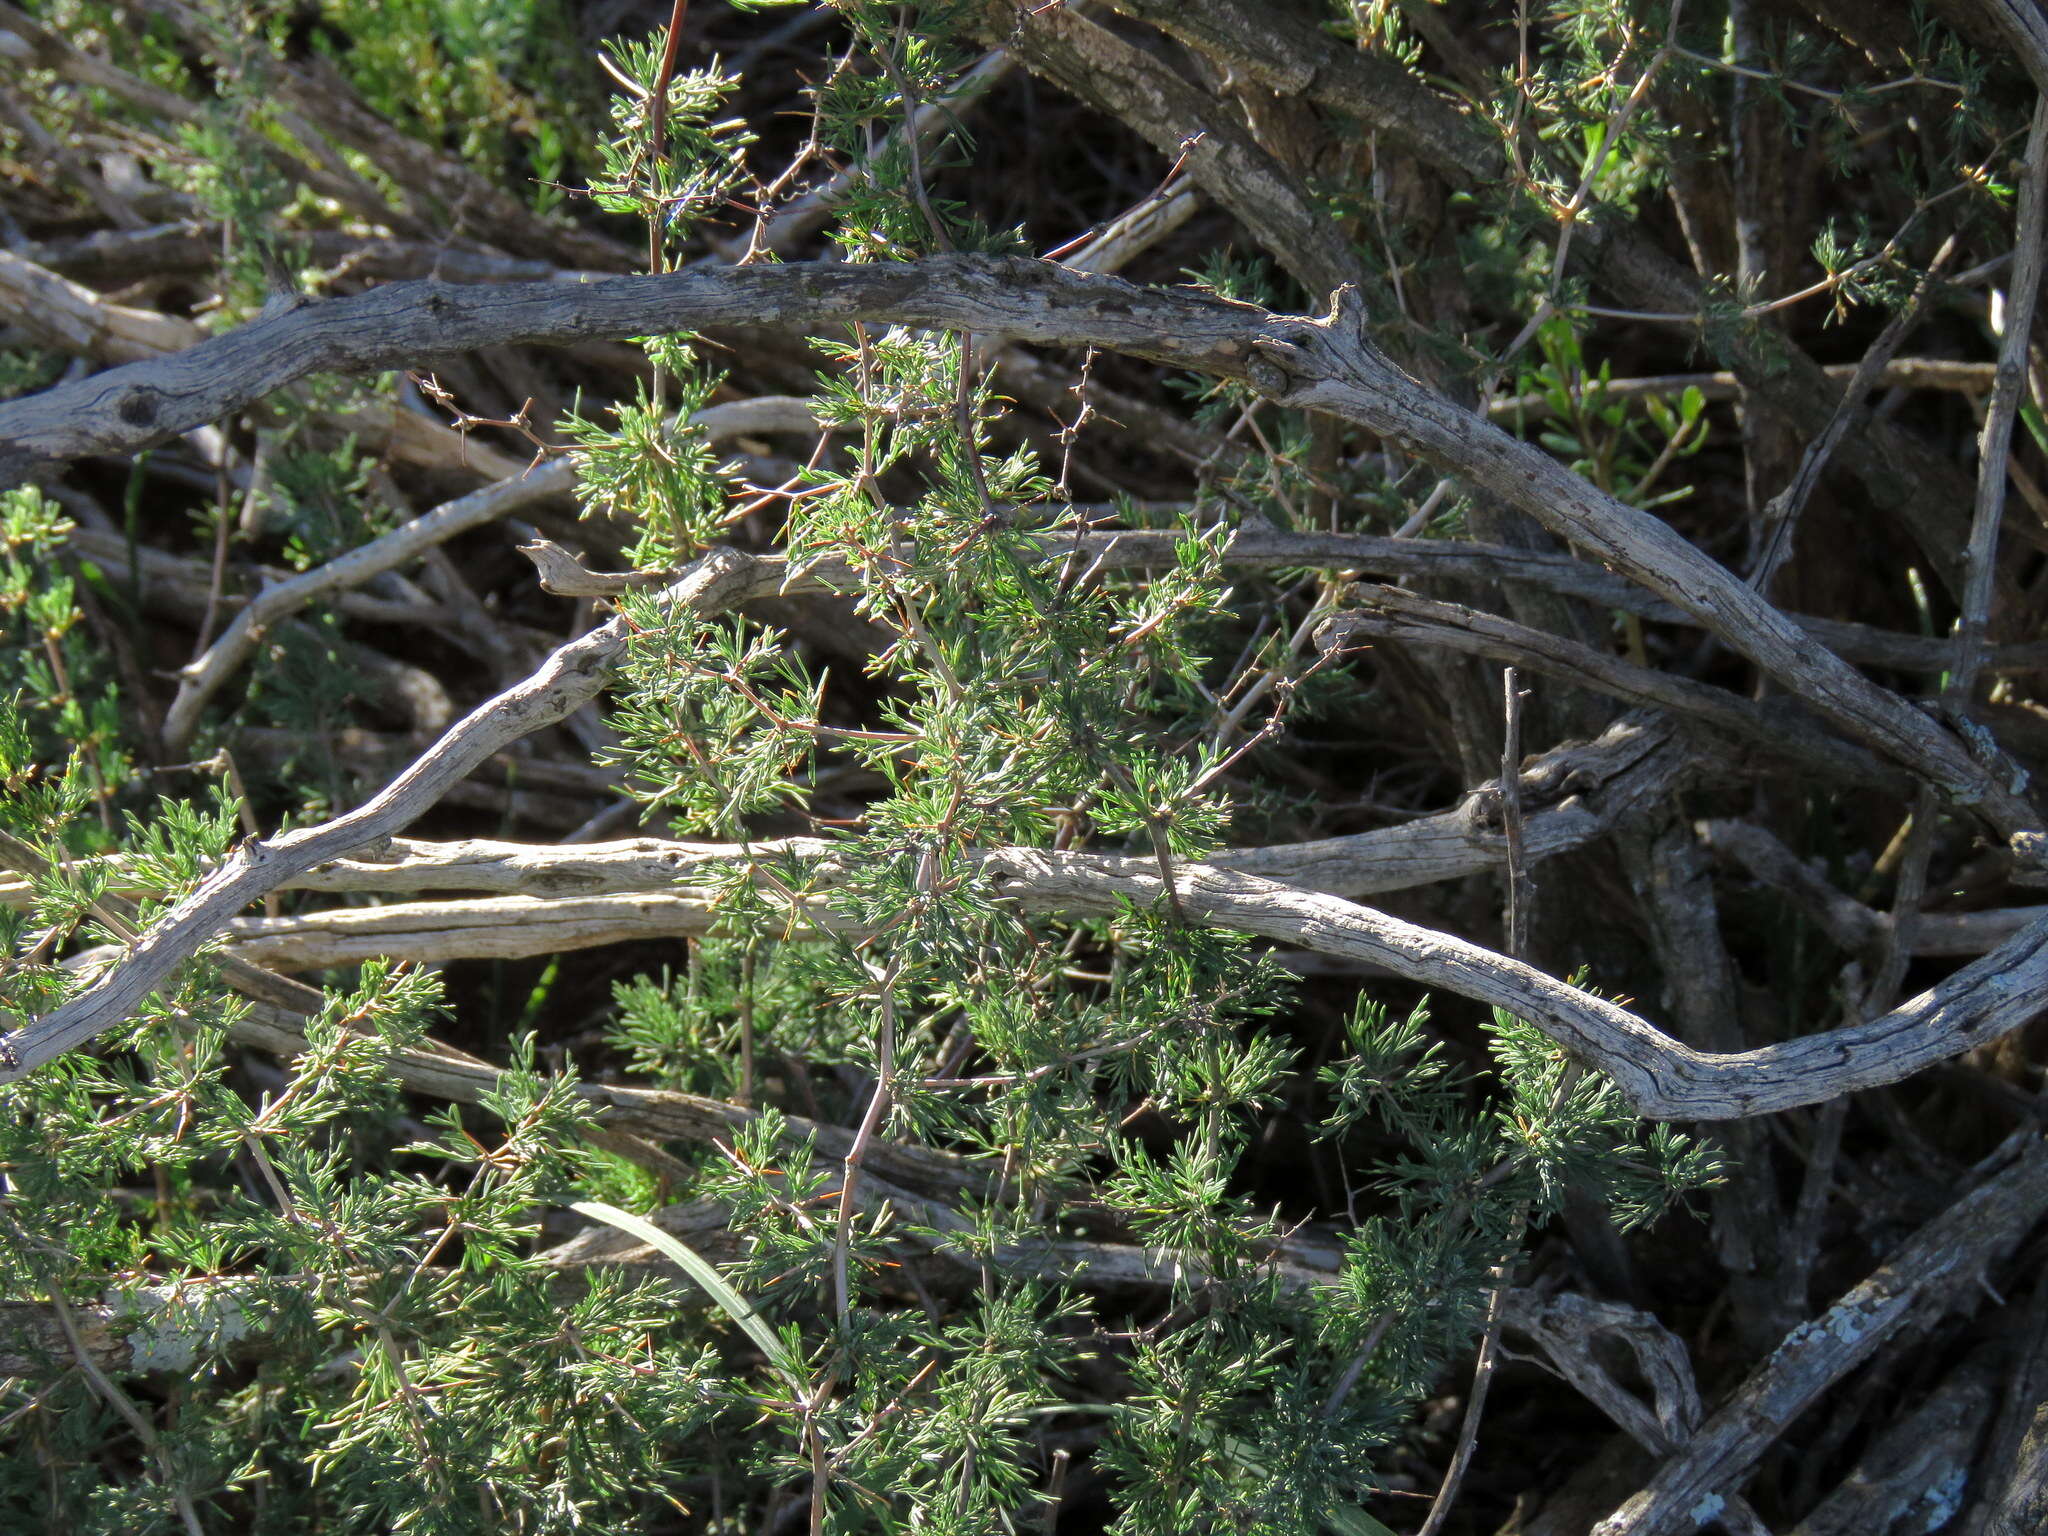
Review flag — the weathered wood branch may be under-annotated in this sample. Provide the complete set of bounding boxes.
[1591,1133,2048,1535]
[983,850,2048,1120]
[0,713,1692,911]
[39,808,2048,1120]
[5,253,2031,838]
[0,548,770,1083]
[187,834,2048,1121]
[1785,1343,2004,1536]
[0,256,1267,470]
[1318,592,1906,793]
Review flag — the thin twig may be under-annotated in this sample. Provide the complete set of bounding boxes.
[1416,1213,1527,1536]
[1951,97,2048,701]
[832,950,905,1320]
[44,1284,208,1536]
[1500,666,1530,961]
[1748,237,1960,593]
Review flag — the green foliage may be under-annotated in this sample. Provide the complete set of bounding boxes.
[584,34,754,259]
[563,354,734,564]
[0,348,63,400]
[0,489,128,848]
[603,601,824,832]
[0,2,1817,1532]
[1509,314,1710,507]
[309,0,602,207]
[264,436,395,568]
[169,110,304,317]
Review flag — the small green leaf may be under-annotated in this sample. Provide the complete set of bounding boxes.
[2020,397,2048,457]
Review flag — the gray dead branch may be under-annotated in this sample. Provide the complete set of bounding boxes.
[6,252,2032,836]
[7,511,2048,1116]
[1592,1133,2048,1535]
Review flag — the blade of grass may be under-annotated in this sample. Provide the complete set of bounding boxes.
[568,1197,806,1395]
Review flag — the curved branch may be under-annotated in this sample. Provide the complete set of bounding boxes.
[17,770,2048,1116]
[167,832,2048,1123]
[3,254,2031,839]
[0,547,772,1083]
[1318,594,1906,794]
[0,256,1268,472]
[984,850,2048,1122]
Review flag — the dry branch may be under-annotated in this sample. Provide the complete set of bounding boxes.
[160,461,579,751]
[1785,1343,2004,1536]
[31,808,2048,1118]
[972,0,1366,296]
[1591,1133,2048,1535]
[0,713,1689,913]
[0,548,772,1082]
[1318,591,1906,793]
[7,513,2044,1116]
[985,849,2048,1119]
[3,252,2032,839]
